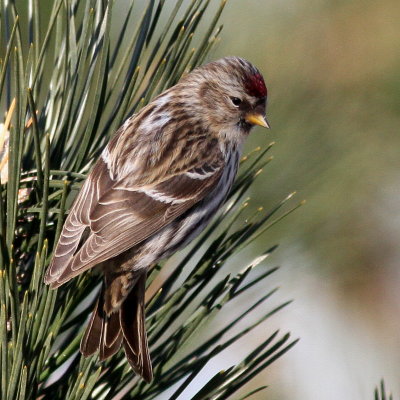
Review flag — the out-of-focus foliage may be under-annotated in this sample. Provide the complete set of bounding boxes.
[216,0,400,398]
[375,380,394,400]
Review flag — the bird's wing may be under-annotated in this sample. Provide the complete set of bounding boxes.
[46,132,225,288]
[44,159,113,285]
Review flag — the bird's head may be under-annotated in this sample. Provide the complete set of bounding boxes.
[182,57,270,140]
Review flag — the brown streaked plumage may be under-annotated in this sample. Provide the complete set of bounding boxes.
[45,56,269,382]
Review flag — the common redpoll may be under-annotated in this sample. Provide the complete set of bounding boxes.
[45,56,269,382]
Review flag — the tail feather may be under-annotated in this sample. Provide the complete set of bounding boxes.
[80,273,153,382]
[80,287,122,360]
[121,272,153,382]
[100,311,123,360]
[80,293,103,357]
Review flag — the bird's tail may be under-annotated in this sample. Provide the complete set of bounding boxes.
[80,272,153,382]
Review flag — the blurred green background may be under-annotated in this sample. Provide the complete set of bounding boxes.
[212,0,400,398]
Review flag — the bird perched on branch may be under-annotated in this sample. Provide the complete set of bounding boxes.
[45,56,269,382]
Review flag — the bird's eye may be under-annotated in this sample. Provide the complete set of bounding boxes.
[230,97,242,106]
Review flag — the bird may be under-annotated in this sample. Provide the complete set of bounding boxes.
[44,56,269,382]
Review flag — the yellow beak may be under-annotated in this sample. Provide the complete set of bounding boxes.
[245,113,270,129]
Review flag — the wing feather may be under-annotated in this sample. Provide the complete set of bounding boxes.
[46,118,226,288]
[52,164,223,287]
[45,160,114,285]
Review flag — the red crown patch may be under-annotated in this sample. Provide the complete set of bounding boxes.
[245,73,267,98]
